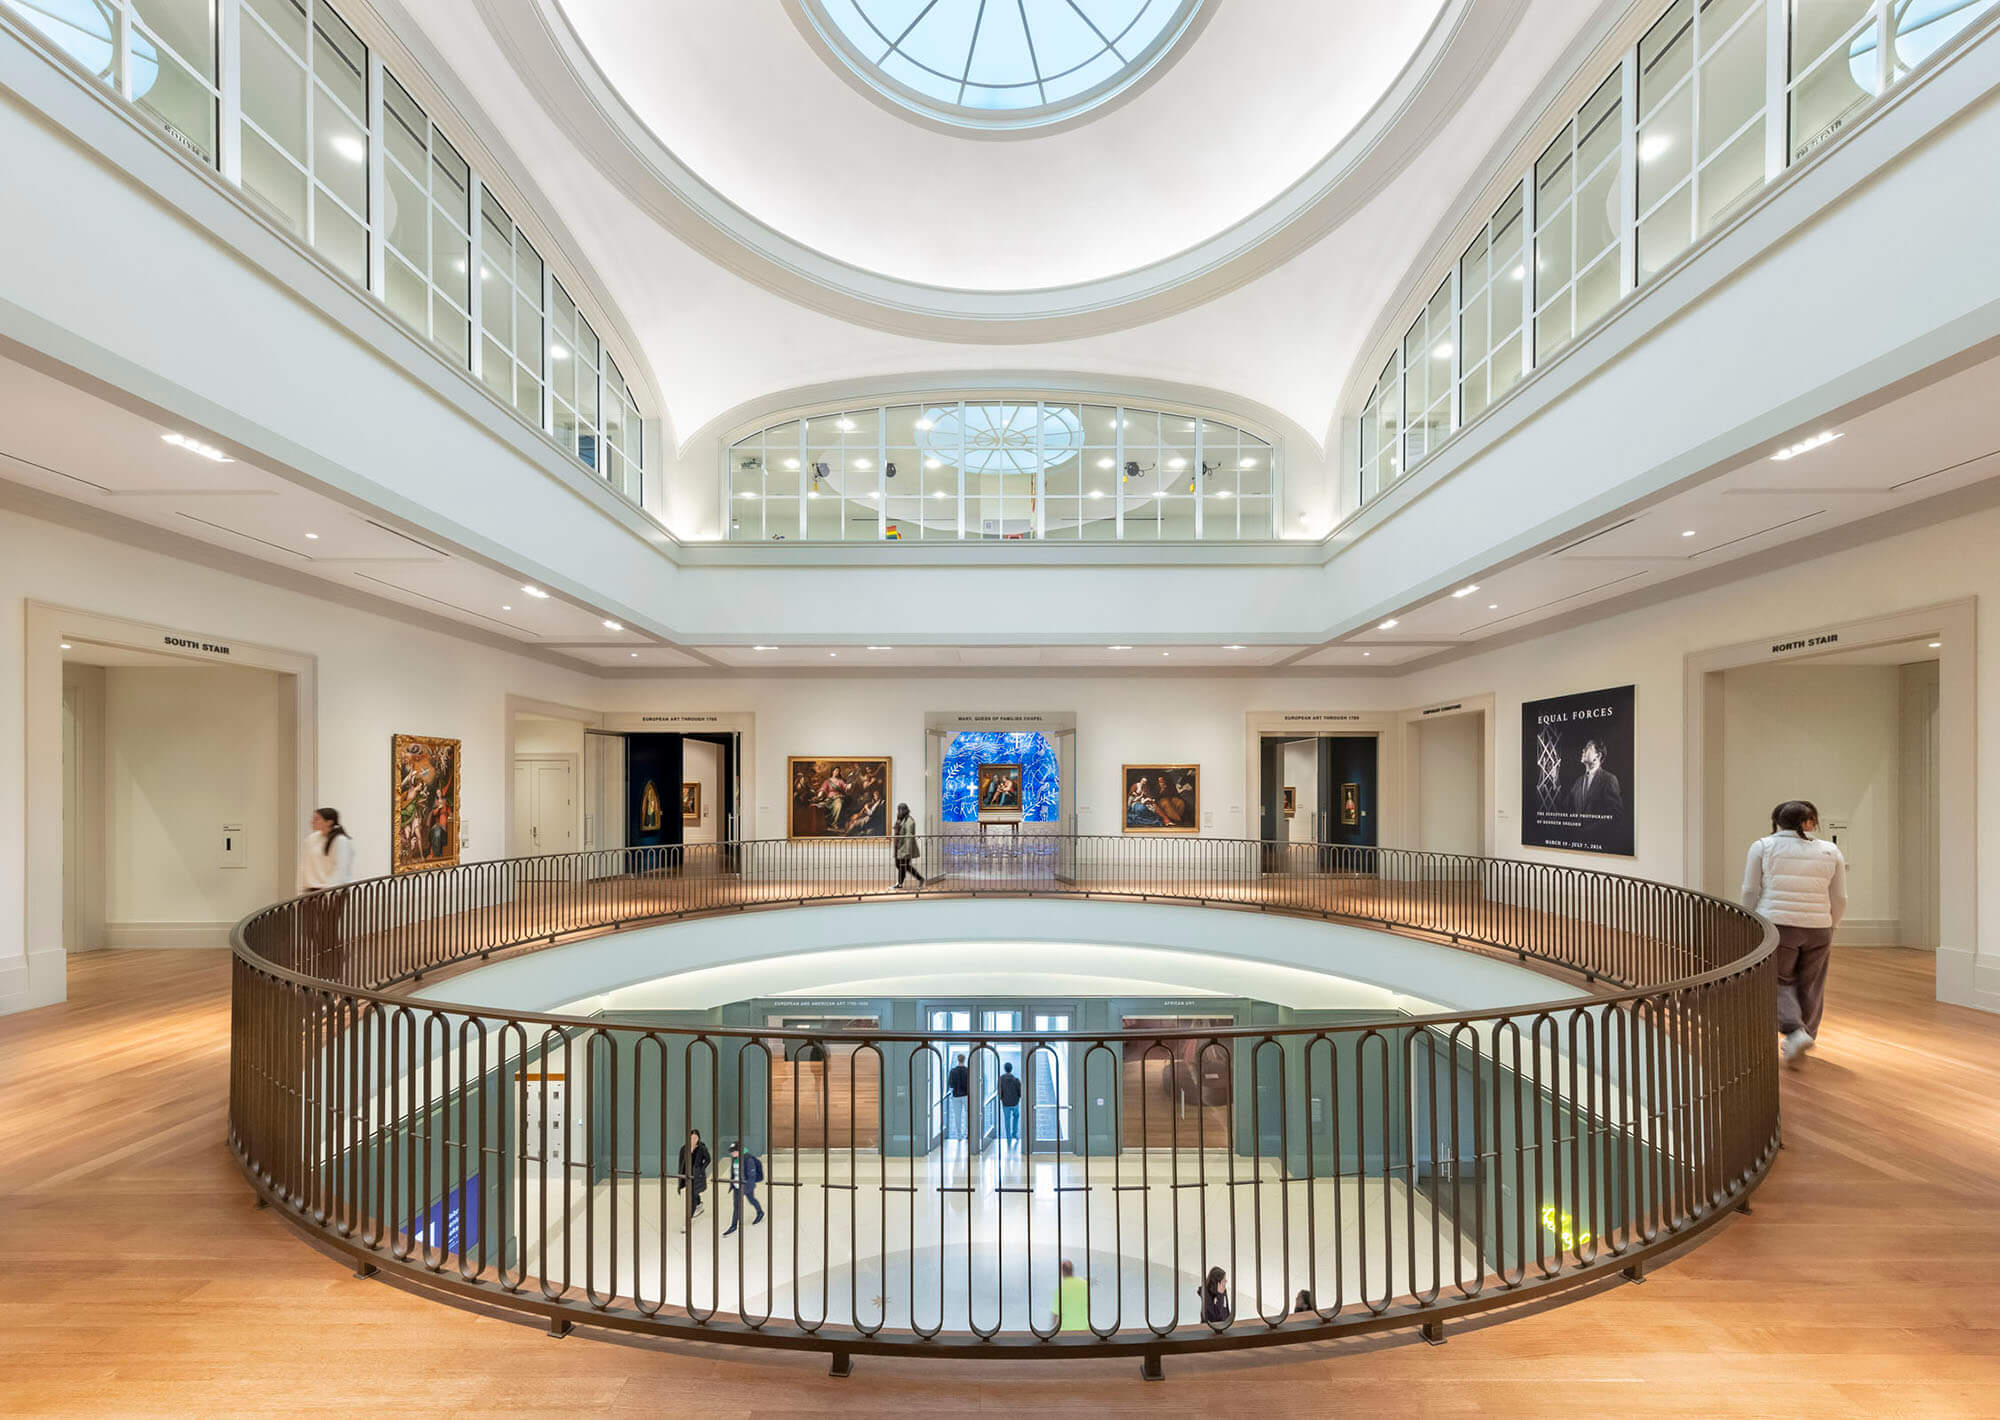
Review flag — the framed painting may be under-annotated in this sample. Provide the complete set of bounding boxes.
[681,781,701,823]
[975,762,1024,822]
[639,780,664,832]
[1123,764,1199,834]
[391,733,460,873]
[787,756,892,839]
[1281,785,1297,818]
[1340,781,1361,827]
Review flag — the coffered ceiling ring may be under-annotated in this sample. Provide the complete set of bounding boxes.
[483,0,1529,343]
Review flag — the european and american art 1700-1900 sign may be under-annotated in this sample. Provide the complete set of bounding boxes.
[1521,685,1635,857]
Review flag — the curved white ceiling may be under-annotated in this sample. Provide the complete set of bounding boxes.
[556,0,1449,294]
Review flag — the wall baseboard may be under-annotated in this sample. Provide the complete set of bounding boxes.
[1834,919,1904,948]
[0,947,69,1016]
[103,921,235,949]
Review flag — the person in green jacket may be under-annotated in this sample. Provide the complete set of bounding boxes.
[1052,1258,1089,1332]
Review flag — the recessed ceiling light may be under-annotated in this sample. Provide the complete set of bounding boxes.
[1770,430,1842,462]
[1638,132,1673,162]
[853,457,873,470]
[1378,618,1399,630]
[304,531,319,540]
[1928,641,1942,648]
[836,417,856,432]
[329,133,366,163]
[521,585,549,598]
[1487,603,1498,610]
[629,651,638,658]
[783,458,800,470]
[866,645,891,651]
[1362,651,1371,657]
[828,651,838,658]
[752,645,777,651]
[1161,651,1171,657]
[739,490,759,499]
[1510,264,1525,280]
[914,417,934,431]
[932,490,948,499]
[1108,644,1132,651]
[549,344,568,361]
[1433,342,1453,360]
[501,604,512,612]
[865,490,879,498]
[1167,457,1187,471]
[1681,529,1697,537]
[926,458,943,469]
[1451,584,1479,597]
[161,432,231,462]
[1097,457,1114,469]
[807,490,820,499]
[602,619,622,631]
[1239,457,1257,469]
[59,642,71,650]
[1224,644,1246,650]
[1088,489,1105,499]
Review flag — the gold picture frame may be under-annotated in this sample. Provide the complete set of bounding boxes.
[1340,782,1361,827]
[1122,764,1200,834]
[681,781,701,824]
[391,733,461,873]
[1282,785,1297,818]
[786,756,892,839]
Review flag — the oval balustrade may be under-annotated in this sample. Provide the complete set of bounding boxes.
[229,834,1778,1373]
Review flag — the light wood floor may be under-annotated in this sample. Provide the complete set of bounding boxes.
[2,946,1996,1417]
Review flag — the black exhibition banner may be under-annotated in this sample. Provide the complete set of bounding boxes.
[1521,684,1635,856]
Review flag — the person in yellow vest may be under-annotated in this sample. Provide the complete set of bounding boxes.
[1052,1258,1089,1332]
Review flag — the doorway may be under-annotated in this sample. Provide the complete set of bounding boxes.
[1411,710,1486,857]
[925,1002,1074,1156]
[1259,734,1379,867]
[1704,638,1942,951]
[512,756,576,858]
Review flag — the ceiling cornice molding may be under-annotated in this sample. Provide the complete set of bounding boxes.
[483,0,1529,342]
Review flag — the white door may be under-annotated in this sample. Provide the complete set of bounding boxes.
[513,757,575,857]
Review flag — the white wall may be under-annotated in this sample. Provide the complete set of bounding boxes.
[1415,713,1484,857]
[682,739,721,844]
[1280,739,1318,843]
[102,664,292,940]
[1,505,603,1010]
[1718,664,1901,933]
[515,714,586,758]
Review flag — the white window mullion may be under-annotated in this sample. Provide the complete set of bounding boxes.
[1519,172,1536,374]
[467,175,485,385]
[1765,0,1789,178]
[365,51,385,300]
[1034,401,1046,541]
[114,0,132,99]
[540,263,555,439]
[218,0,241,184]
[796,422,808,542]
[1619,46,1638,296]
[955,400,967,540]
[1447,265,1463,433]
[878,406,888,539]
[1192,415,1203,540]
[1114,405,1125,540]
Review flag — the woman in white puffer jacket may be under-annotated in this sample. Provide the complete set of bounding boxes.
[1741,799,1847,1066]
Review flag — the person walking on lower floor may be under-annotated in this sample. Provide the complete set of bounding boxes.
[1742,799,1847,1067]
[996,1061,1023,1144]
[946,1052,970,1141]
[722,1141,764,1236]
[892,803,926,889]
[676,1129,710,1230]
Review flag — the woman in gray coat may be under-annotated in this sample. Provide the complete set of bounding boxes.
[892,802,925,890]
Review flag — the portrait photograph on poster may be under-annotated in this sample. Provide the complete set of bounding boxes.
[1123,764,1199,833]
[1521,685,1635,856]
[976,763,1024,821]
[787,756,891,839]
[391,733,460,873]
[681,781,701,824]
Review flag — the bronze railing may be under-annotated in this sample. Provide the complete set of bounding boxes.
[229,835,1778,1376]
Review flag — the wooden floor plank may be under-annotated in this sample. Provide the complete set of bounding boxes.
[1,945,1995,1417]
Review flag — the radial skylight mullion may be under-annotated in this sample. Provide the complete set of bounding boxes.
[958,0,993,106]
[881,0,943,64]
[1062,0,1123,63]
[1016,0,1048,105]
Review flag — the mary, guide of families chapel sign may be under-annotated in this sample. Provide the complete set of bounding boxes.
[1521,685,1635,857]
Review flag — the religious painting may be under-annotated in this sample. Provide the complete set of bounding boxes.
[787,756,892,839]
[1282,786,1297,818]
[1122,764,1199,834]
[391,733,460,873]
[681,781,701,824]
[1340,782,1361,827]
[976,763,1024,822]
[639,780,664,832]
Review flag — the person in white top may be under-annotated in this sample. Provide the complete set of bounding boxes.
[297,807,355,973]
[1741,799,1847,1067]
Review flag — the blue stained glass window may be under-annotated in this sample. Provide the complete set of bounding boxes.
[941,732,1060,822]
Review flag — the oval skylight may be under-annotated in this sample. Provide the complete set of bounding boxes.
[799,0,1206,131]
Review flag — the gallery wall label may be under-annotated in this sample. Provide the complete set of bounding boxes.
[163,634,232,656]
[1521,685,1635,857]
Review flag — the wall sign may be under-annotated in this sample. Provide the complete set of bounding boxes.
[1769,633,1839,655]
[1521,685,1635,857]
[1421,702,1464,716]
[163,635,231,655]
